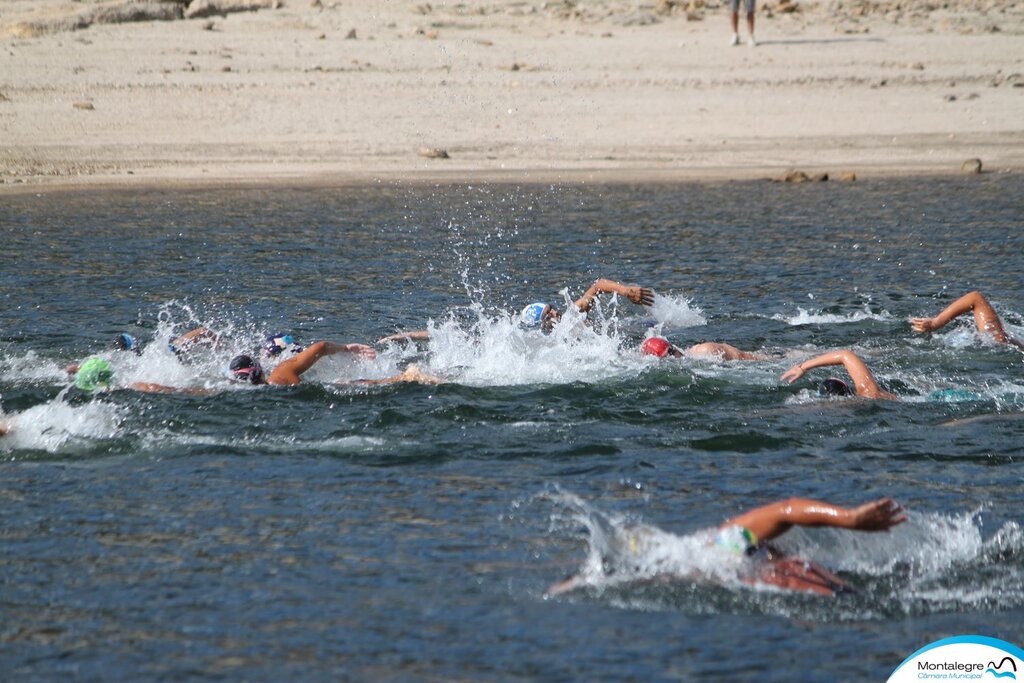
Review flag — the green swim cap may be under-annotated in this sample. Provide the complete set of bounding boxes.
[75,357,114,392]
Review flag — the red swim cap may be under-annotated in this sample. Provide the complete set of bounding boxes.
[641,337,671,358]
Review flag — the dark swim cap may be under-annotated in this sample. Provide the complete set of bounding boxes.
[818,377,853,397]
[228,355,265,384]
[110,333,141,355]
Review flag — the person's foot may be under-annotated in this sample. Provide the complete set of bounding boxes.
[747,34,757,47]
[729,32,740,46]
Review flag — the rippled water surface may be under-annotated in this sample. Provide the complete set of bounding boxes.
[1,176,1023,681]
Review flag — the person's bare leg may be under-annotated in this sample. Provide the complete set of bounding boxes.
[746,11,755,41]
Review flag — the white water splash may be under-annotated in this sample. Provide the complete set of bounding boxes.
[0,397,125,454]
[0,350,69,384]
[418,302,648,387]
[544,492,1024,611]
[771,305,892,326]
[544,490,742,593]
[647,293,707,329]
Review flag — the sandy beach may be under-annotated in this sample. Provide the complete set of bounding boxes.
[1,0,1022,190]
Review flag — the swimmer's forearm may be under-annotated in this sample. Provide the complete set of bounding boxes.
[576,279,634,311]
[726,497,852,541]
[929,291,985,327]
[778,499,855,528]
[378,330,431,343]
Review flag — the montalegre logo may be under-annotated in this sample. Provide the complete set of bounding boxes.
[888,636,1022,682]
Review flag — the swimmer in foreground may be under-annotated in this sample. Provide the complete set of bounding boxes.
[911,290,1023,350]
[780,350,898,400]
[227,341,376,386]
[520,278,655,329]
[548,497,906,597]
[641,336,766,361]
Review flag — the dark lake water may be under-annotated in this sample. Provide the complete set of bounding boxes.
[1,175,1023,681]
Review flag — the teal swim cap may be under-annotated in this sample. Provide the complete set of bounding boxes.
[75,357,114,392]
[928,388,984,402]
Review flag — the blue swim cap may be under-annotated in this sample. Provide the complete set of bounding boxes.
[263,333,301,357]
[520,303,547,327]
[111,333,140,354]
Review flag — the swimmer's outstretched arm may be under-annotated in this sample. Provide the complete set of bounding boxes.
[724,497,906,543]
[574,278,655,312]
[911,290,1020,348]
[780,350,898,400]
[268,341,376,385]
[377,330,431,344]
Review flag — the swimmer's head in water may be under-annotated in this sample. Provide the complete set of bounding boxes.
[520,303,547,327]
[715,525,759,557]
[641,336,682,358]
[263,333,302,357]
[227,355,265,384]
[75,357,114,392]
[110,333,141,355]
[818,377,854,397]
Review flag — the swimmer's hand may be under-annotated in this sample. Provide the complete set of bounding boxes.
[910,317,937,333]
[780,363,807,384]
[344,343,377,359]
[850,498,906,532]
[628,286,655,307]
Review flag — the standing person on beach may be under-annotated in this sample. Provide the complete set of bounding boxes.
[728,0,757,47]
